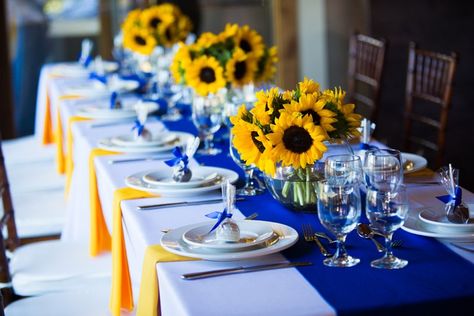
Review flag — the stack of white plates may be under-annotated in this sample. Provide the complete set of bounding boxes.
[402,206,474,240]
[125,166,239,196]
[98,131,193,154]
[161,220,299,261]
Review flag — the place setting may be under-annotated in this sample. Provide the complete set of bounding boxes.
[160,181,299,261]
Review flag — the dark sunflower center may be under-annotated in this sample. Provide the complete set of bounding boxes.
[134,35,147,46]
[282,126,313,153]
[301,109,321,125]
[251,131,266,153]
[165,27,173,41]
[150,17,161,29]
[234,61,247,80]
[199,67,216,83]
[239,39,252,53]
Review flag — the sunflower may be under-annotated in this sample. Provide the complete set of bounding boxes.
[267,112,327,169]
[284,93,337,133]
[123,27,157,55]
[195,32,220,49]
[230,104,253,126]
[236,25,265,59]
[255,46,278,83]
[250,87,282,126]
[219,23,239,41]
[225,49,257,87]
[171,43,192,84]
[176,15,193,41]
[298,77,320,96]
[122,9,142,31]
[140,6,175,33]
[185,56,226,96]
[339,103,363,136]
[231,120,275,175]
[157,21,179,47]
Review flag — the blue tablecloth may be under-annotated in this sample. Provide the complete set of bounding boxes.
[164,118,474,315]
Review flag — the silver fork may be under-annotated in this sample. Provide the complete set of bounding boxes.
[302,224,331,257]
[391,239,403,248]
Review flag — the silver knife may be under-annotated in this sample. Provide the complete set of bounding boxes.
[137,197,245,210]
[108,156,172,164]
[181,261,312,280]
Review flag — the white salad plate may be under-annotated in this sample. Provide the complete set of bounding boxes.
[182,220,276,251]
[401,152,427,174]
[126,167,239,197]
[161,220,298,261]
[98,131,193,154]
[111,133,177,148]
[418,207,474,232]
[142,169,219,189]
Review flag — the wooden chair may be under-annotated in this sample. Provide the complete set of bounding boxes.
[0,135,111,306]
[347,33,386,123]
[403,42,458,168]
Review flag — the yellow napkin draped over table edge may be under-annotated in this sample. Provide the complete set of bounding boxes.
[109,187,155,316]
[136,245,198,316]
[65,116,92,195]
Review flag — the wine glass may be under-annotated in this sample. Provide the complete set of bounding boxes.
[366,185,409,269]
[316,180,361,267]
[363,148,403,191]
[192,93,223,155]
[324,154,363,185]
[229,133,265,196]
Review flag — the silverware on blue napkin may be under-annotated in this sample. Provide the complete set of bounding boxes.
[181,261,312,280]
[137,197,245,210]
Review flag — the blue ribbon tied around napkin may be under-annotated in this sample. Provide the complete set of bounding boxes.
[164,147,189,169]
[131,120,145,136]
[436,186,463,207]
[110,92,118,109]
[205,208,233,233]
[79,54,92,68]
[89,72,107,85]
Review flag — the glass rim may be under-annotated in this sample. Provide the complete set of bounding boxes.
[325,154,361,162]
[365,148,401,156]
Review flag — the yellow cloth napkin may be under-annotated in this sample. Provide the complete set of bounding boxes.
[53,96,82,174]
[89,148,120,256]
[136,245,197,316]
[110,187,155,316]
[65,116,91,195]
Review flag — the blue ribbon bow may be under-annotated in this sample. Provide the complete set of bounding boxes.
[436,186,463,207]
[205,208,233,233]
[79,55,92,68]
[131,120,145,136]
[110,92,118,109]
[164,147,189,169]
[89,72,107,85]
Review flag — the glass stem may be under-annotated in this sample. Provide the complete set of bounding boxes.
[203,134,213,151]
[243,167,255,189]
[384,233,394,257]
[335,234,348,258]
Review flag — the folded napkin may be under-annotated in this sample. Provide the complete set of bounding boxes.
[110,187,155,315]
[89,148,121,256]
[65,116,92,195]
[135,245,197,316]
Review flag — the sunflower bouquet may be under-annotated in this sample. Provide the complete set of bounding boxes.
[230,78,362,210]
[170,23,278,96]
[121,4,193,56]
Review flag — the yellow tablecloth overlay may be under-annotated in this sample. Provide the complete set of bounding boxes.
[65,116,92,195]
[89,148,120,256]
[42,92,54,145]
[136,245,197,316]
[110,187,155,316]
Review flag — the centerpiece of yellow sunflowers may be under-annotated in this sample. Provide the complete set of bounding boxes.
[230,78,362,211]
[121,3,193,56]
[170,23,278,96]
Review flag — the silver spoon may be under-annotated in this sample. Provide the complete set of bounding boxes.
[357,223,385,252]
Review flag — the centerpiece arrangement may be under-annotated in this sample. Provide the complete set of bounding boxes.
[230,78,362,211]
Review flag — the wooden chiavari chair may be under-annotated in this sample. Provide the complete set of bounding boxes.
[403,42,458,168]
[347,33,386,123]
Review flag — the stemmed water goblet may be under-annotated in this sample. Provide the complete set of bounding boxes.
[366,184,409,269]
[324,154,363,185]
[229,132,265,196]
[192,93,223,155]
[316,180,361,267]
[363,148,403,191]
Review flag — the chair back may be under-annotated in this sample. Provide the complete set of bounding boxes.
[403,42,458,168]
[347,33,386,122]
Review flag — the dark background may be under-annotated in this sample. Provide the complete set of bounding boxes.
[369,0,474,190]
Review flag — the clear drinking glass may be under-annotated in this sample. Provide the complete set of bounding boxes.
[229,133,265,196]
[317,180,361,267]
[363,148,403,191]
[366,185,409,269]
[324,154,363,186]
[192,93,224,155]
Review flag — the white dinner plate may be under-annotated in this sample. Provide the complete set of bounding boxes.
[125,167,239,197]
[142,168,219,189]
[77,106,137,120]
[161,221,298,261]
[418,207,474,232]
[402,206,474,240]
[111,133,177,148]
[49,61,119,77]
[182,220,276,250]
[98,131,193,153]
[402,152,427,174]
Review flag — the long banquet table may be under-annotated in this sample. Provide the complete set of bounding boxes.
[33,64,474,315]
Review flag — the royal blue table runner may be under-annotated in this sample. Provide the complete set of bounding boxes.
[164,118,474,315]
